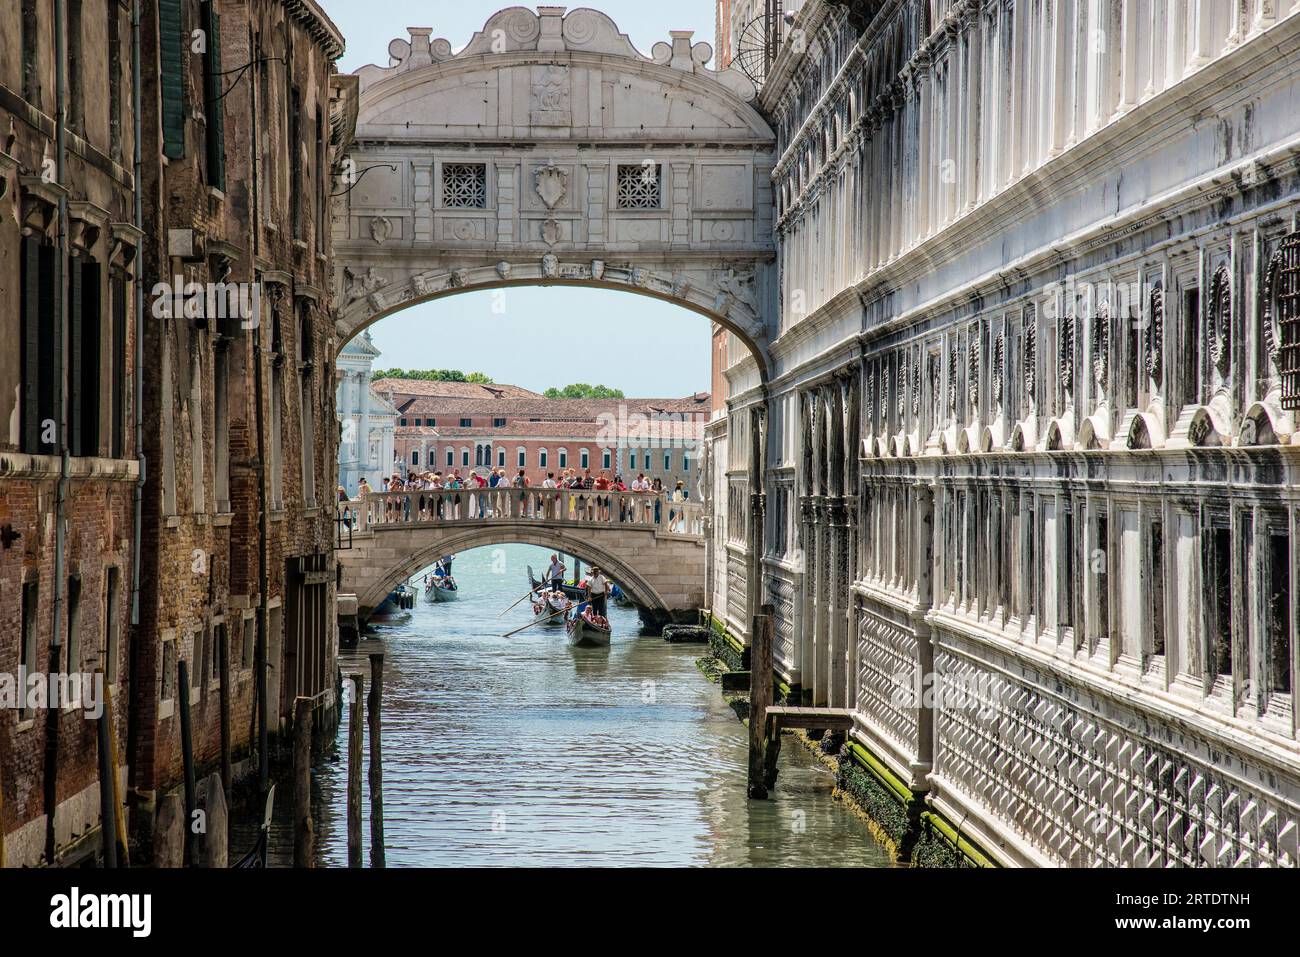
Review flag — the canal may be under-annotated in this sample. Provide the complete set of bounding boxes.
[258,544,891,867]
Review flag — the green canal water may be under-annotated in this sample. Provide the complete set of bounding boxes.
[260,544,891,867]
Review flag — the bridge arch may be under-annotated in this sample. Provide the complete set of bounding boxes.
[330,5,778,376]
[355,524,677,615]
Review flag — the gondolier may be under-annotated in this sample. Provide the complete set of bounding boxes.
[547,554,565,592]
[586,566,610,619]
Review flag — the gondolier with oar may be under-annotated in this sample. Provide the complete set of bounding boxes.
[547,553,566,593]
[586,566,610,620]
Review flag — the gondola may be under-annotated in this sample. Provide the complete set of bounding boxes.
[426,575,460,602]
[531,587,570,623]
[610,583,631,607]
[233,785,276,868]
[565,606,612,647]
[527,564,584,602]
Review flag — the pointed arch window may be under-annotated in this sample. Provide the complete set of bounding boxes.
[1264,232,1300,409]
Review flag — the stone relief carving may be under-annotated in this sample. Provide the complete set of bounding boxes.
[947,344,958,415]
[496,261,512,280]
[1208,264,1232,378]
[542,253,559,278]
[448,268,470,288]
[967,328,981,410]
[672,275,692,299]
[534,164,568,209]
[369,216,392,244]
[1024,307,1037,405]
[1059,311,1075,395]
[911,352,921,417]
[1093,300,1110,391]
[928,352,941,427]
[1145,285,1164,383]
[992,333,1005,406]
[344,266,385,304]
[590,260,606,281]
[715,264,759,315]
[896,353,907,419]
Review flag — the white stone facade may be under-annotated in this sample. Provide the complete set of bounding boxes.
[335,331,397,496]
[711,0,1300,866]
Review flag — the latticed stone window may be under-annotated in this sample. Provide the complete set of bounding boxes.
[617,163,661,209]
[443,163,487,208]
[1266,231,1300,409]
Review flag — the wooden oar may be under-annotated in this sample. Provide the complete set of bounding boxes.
[502,602,574,638]
[497,587,540,618]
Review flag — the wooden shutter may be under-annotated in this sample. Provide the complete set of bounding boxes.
[203,2,225,189]
[20,236,41,452]
[39,242,61,453]
[111,272,127,458]
[68,253,83,455]
[79,258,103,456]
[160,0,186,159]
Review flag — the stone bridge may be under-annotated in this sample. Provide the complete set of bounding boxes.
[337,488,706,625]
[330,5,778,376]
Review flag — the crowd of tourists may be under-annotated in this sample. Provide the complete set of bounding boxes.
[339,467,693,530]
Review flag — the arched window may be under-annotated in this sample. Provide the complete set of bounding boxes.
[601,448,611,470]
[497,448,506,467]
[411,450,419,466]
[1264,232,1300,409]
[516,447,526,468]
[580,448,589,470]
[538,448,548,468]
[558,447,568,468]
[446,448,454,467]
[460,447,470,467]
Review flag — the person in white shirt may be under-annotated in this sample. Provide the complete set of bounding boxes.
[586,567,609,618]
[547,554,566,592]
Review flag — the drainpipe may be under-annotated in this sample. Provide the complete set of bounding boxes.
[44,0,71,866]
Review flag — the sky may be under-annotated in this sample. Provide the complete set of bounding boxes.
[318,1,717,398]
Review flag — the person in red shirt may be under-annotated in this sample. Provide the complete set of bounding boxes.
[594,471,611,521]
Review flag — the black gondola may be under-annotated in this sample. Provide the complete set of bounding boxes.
[527,564,585,602]
[233,785,276,868]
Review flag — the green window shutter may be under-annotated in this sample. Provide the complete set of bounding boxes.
[204,3,225,189]
[160,0,186,159]
[78,259,102,456]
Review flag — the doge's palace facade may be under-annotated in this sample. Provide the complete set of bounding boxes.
[710,0,1300,865]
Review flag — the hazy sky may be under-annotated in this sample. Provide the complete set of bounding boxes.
[319,1,717,397]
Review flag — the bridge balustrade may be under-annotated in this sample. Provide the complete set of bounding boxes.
[341,489,703,538]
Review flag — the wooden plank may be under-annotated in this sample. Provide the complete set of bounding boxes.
[347,672,364,868]
[747,606,774,799]
[765,705,854,732]
[293,697,314,868]
[368,653,386,868]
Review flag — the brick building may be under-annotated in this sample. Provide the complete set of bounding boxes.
[373,378,709,492]
[128,0,352,855]
[0,0,142,867]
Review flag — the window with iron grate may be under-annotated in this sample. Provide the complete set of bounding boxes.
[1266,232,1300,410]
[443,163,487,208]
[617,164,661,209]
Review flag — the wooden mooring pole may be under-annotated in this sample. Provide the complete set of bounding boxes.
[203,772,228,868]
[347,673,364,867]
[747,605,775,799]
[177,660,197,866]
[96,699,118,868]
[219,624,232,805]
[293,697,314,868]
[368,653,386,868]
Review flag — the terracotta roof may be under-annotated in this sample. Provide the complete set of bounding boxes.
[370,378,543,401]
[395,393,711,419]
[397,420,704,441]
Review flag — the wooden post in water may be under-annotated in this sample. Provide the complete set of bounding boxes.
[347,672,364,867]
[154,793,185,868]
[203,772,228,868]
[103,683,130,865]
[368,653,385,868]
[293,697,314,867]
[96,699,118,868]
[0,746,5,868]
[218,624,232,805]
[747,606,775,799]
[177,660,197,866]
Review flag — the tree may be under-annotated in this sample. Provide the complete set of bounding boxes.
[543,383,625,399]
[371,369,493,383]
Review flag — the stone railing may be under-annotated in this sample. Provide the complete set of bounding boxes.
[337,489,704,538]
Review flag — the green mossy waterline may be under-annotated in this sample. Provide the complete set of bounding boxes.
[696,639,997,869]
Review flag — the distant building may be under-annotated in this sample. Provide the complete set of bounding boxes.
[373,378,709,492]
[335,332,396,496]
